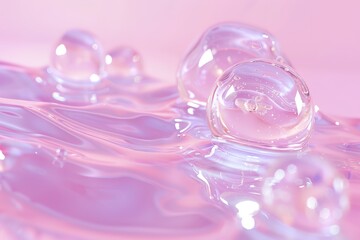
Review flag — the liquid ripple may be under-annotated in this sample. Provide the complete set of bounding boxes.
[0,27,359,240]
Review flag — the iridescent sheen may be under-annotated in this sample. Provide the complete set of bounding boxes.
[0,27,357,240]
[262,156,349,233]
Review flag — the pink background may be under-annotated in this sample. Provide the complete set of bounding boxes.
[0,0,359,117]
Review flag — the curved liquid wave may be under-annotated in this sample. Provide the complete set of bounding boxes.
[0,27,359,240]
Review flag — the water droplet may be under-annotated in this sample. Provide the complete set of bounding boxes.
[207,59,314,150]
[49,30,105,85]
[262,157,349,232]
[178,23,288,104]
[105,47,142,77]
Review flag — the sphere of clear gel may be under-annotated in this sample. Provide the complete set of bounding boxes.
[262,157,349,232]
[177,22,288,104]
[105,47,142,77]
[207,59,314,150]
[49,30,105,84]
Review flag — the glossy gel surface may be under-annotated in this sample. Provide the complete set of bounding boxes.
[0,28,358,240]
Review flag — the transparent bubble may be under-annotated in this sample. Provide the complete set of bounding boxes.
[49,30,105,85]
[105,47,142,77]
[207,59,314,150]
[177,22,288,104]
[262,157,349,233]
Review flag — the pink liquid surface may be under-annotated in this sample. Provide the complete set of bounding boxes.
[0,27,358,240]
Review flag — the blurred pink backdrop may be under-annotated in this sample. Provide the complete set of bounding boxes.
[0,0,359,117]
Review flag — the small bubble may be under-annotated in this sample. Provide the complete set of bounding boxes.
[207,59,314,150]
[49,30,105,85]
[262,156,349,233]
[105,47,143,77]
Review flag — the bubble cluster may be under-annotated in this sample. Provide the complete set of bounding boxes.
[177,22,288,104]
[207,59,314,150]
[49,30,105,85]
[262,157,349,233]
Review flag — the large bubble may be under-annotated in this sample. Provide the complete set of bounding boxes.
[207,59,314,150]
[178,23,288,104]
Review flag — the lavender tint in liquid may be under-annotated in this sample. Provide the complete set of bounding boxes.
[0,25,358,240]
